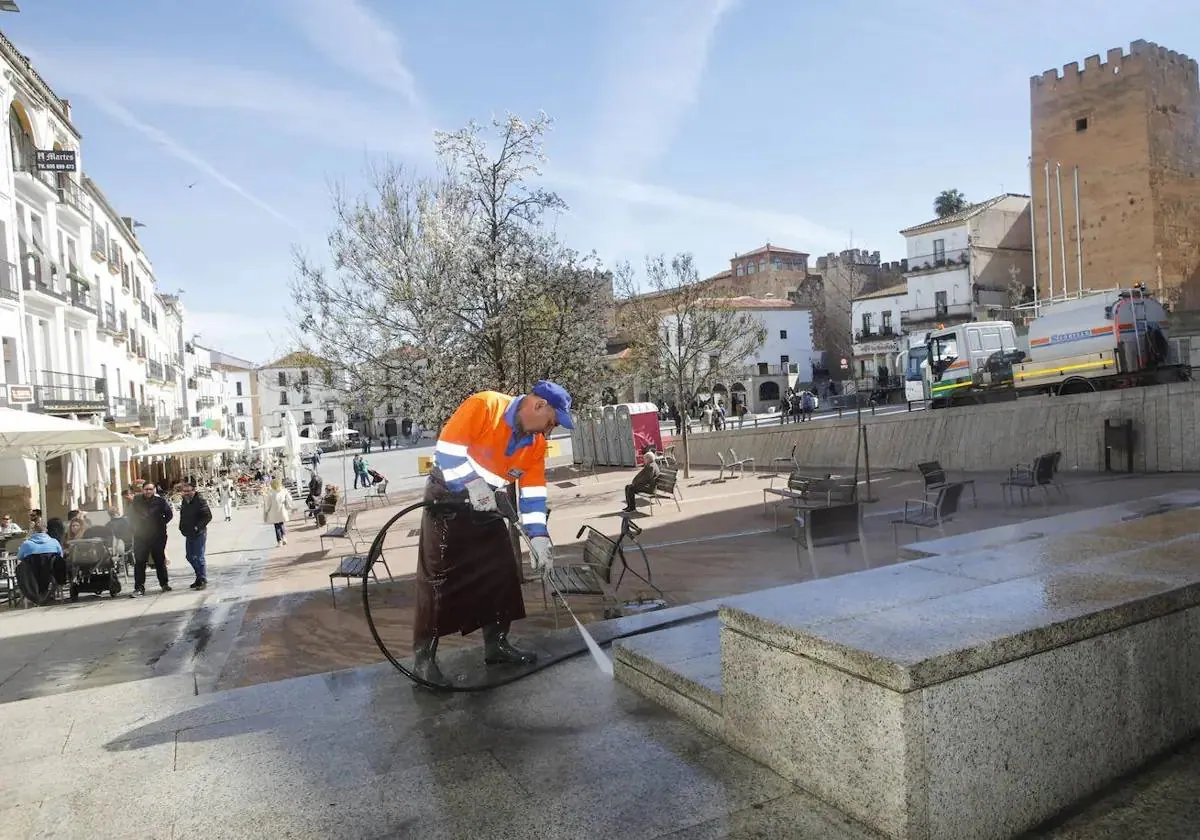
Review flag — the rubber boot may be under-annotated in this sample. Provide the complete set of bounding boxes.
[413,637,448,685]
[483,622,537,666]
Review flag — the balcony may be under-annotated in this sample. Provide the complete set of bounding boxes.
[900,301,974,326]
[11,137,57,202]
[736,363,800,377]
[69,276,96,315]
[0,261,18,302]
[98,302,122,336]
[194,365,212,379]
[854,327,897,342]
[147,359,165,381]
[905,247,970,274]
[156,416,171,436]
[137,407,156,429]
[56,178,89,227]
[164,364,177,384]
[35,370,107,414]
[20,255,68,302]
[140,301,151,323]
[108,396,139,424]
[107,239,120,275]
[197,396,217,410]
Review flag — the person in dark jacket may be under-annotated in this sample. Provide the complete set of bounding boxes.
[129,482,173,595]
[178,481,212,590]
[622,450,661,513]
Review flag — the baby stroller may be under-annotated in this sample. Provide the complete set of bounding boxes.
[65,533,122,601]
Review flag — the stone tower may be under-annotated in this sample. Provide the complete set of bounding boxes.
[1030,40,1200,306]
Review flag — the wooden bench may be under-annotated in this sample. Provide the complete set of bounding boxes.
[1001,451,1067,507]
[792,502,866,574]
[328,551,394,607]
[890,481,965,542]
[635,468,682,515]
[320,510,363,553]
[917,460,978,508]
[763,473,856,529]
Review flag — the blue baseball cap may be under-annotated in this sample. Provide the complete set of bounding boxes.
[531,380,575,429]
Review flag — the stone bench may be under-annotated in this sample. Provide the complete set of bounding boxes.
[616,499,1200,840]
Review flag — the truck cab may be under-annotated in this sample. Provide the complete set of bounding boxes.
[904,321,1024,407]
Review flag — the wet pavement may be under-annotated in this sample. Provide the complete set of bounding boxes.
[0,506,274,703]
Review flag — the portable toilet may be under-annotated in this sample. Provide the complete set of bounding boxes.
[626,403,664,464]
[614,405,636,466]
[569,410,585,464]
[579,408,599,465]
[600,405,619,465]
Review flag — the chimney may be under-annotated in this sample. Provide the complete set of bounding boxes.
[61,98,71,120]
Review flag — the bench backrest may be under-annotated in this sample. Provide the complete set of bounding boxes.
[581,528,619,583]
[785,472,831,492]
[655,469,678,493]
[344,510,358,531]
[936,482,965,519]
[1033,453,1056,485]
[917,461,946,488]
[801,502,861,546]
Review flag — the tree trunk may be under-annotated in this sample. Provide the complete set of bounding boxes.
[677,377,691,479]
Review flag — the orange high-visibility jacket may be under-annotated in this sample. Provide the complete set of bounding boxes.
[433,391,549,538]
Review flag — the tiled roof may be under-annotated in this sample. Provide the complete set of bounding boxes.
[261,350,331,370]
[853,282,908,302]
[696,296,801,310]
[734,243,809,258]
[899,193,1030,236]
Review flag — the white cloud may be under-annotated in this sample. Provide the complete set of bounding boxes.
[85,95,298,228]
[26,47,433,159]
[550,170,845,254]
[588,0,740,178]
[272,0,425,111]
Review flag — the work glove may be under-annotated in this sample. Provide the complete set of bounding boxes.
[465,477,498,513]
[529,536,554,575]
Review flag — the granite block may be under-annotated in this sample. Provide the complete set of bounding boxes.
[920,605,1200,839]
[720,627,925,840]
[910,534,1147,584]
[614,619,723,711]
[726,568,1200,691]
[614,659,723,740]
[1091,507,1200,543]
[718,564,987,656]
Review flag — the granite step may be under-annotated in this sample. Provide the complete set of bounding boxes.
[613,617,723,737]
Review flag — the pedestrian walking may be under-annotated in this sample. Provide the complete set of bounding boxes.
[262,478,292,546]
[128,482,173,595]
[178,481,212,590]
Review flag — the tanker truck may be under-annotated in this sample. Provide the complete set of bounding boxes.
[905,286,1190,409]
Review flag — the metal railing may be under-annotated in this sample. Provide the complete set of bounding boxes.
[197,396,216,408]
[147,359,164,380]
[35,370,106,408]
[906,247,970,273]
[164,364,177,383]
[194,365,212,378]
[91,226,106,260]
[138,407,156,428]
[20,255,67,300]
[109,396,138,422]
[901,302,974,323]
[11,137,54,190]
[56,178,88,216]
[854,327,897,342]
[140,301,151,322]
[69,278,95,313]
[0,261,18,301]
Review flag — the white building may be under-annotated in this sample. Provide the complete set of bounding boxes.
[850,283,906,381]
[653,296,817,414]
[254,351,350,442]
[208,347,255,440]
[898,193,1033,334]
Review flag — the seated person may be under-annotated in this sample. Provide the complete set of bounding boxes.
[622,451,661,513]
[45,516,66,545]
[305,471,324,510]
[0,513,24,535]
[16,522,65,600]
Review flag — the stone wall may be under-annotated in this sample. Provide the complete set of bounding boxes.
[675,380,1200,473]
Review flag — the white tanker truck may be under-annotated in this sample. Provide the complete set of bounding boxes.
[904,286,1190,408]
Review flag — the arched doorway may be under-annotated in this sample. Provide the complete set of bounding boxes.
[384,418,398,438]
[320,425,333,440]
[8,102,35,172]
[758,381,780,403]
[730,382,746,413]
[299,428,310,438]
[711,383,728,406]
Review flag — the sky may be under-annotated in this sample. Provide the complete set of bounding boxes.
[4,0,1196,363]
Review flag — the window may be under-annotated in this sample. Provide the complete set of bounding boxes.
[323,369,333,386]
[1075,117,1088,132]
[932,239,945,263]
[236,381,243,396]
[277,371,287,387]
[967,330,982,352]
[279,391,289,406]
[303,411,313,425]
[299,370,310,387]
[862,313,873,333]
[302,391,311,404]
[735,263,744,277]
[935,290,948,316]
[780,354,790,365]
[325,409,335,423]
[779,329,787,340]
[236,401,244,415]
[881,311,893,332]
[747,262,756,275]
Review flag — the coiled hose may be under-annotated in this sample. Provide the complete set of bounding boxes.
[359,499,704,692]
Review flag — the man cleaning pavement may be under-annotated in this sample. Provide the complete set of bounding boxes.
[178,480,213,590]
[412,380,573,684]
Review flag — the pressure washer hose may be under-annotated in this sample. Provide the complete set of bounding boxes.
[359,500,701,692]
